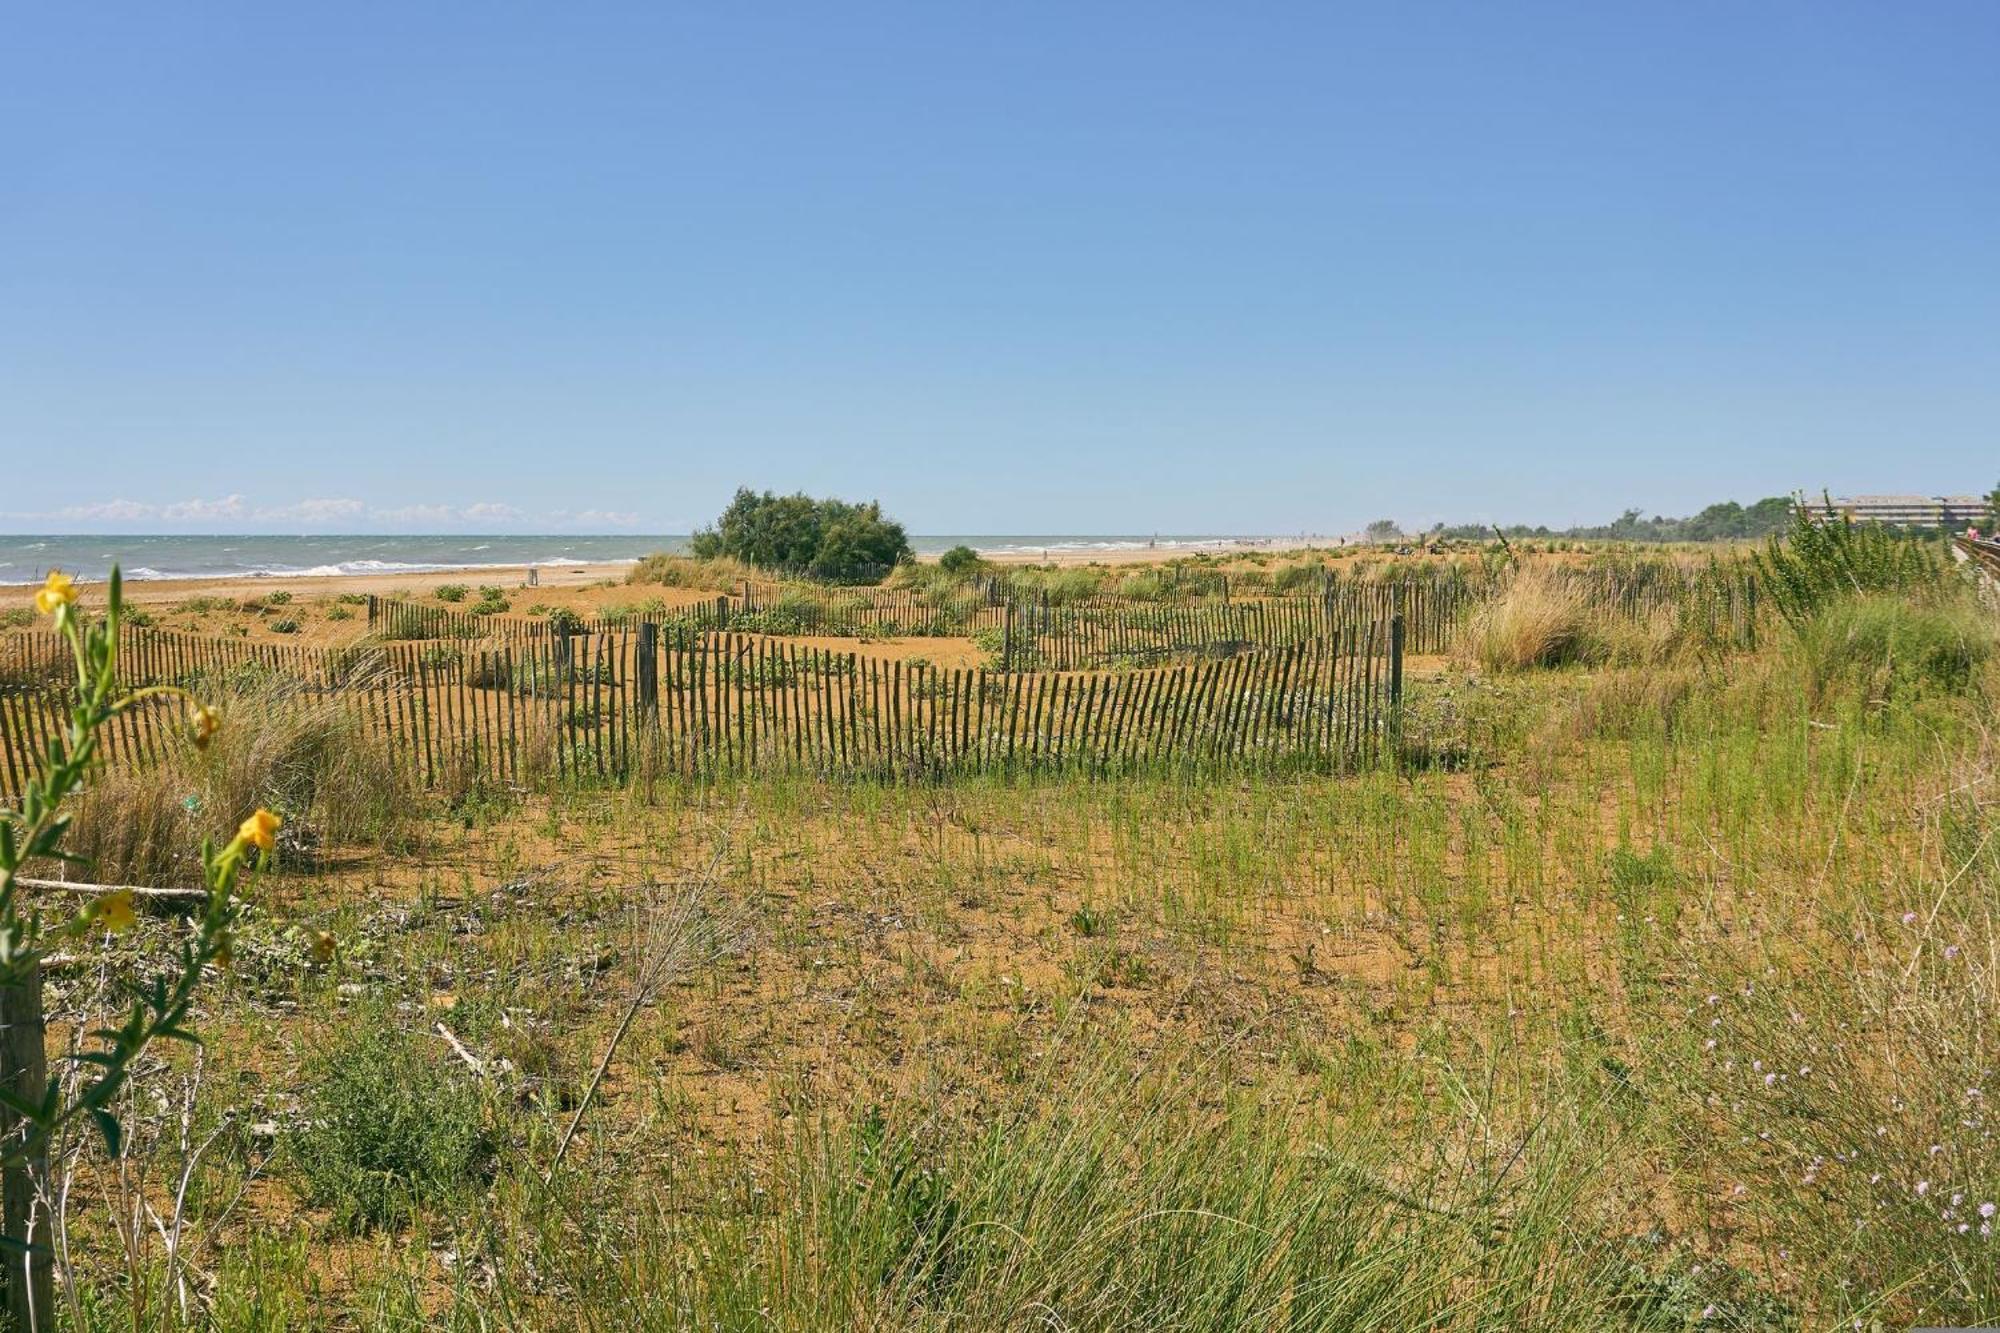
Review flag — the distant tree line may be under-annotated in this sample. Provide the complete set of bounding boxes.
[1431,496,1797,543]
[690,488,913,584]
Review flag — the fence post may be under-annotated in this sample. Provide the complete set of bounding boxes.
[636,621,659,720]
[1388,612,1405,765]
[1003,602,1014,674]
[0,963,52,1331]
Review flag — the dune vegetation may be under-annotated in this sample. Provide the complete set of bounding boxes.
[2,521,1996,1330]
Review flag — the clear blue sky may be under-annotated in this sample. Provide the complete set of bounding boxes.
[3,2,1995,535]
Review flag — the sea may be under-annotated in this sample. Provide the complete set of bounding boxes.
[0,534,1289,585]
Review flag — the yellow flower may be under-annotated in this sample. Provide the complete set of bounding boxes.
[189,703,221,750]
[238,808,281,853]
[34,570,77,615]
[311,931,337,964]
[90,889,137,933]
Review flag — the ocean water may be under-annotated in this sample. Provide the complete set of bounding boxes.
[0,533,1282,585]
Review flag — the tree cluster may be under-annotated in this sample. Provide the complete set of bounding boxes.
[690,488,913,584]
[1433,496,1797,543]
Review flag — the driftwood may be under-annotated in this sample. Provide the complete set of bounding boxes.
[17,877,208,903]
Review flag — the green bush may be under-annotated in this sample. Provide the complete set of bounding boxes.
[289,1015,495,1231]
[265,590,294,606]
[938,544,982,576]
[1754,500,1945,625]
[1800,594,1993,701]
[690,487,912,584]
[435,584,469,603]
[270,618,300,634]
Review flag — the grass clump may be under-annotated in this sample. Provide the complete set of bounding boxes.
[289,1013,496,1231]
[434,583,469,603]
[628,552,755,592]
[1797,592,1994,702]
[1461,566,1604,671]
[68,678,417,884]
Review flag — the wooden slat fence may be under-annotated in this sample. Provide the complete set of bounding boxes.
[1,620,1404,799]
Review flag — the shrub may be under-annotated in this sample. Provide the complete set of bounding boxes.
[435,584,469,603]
[1798,593,1994,702]
[1753,500,1945,625]
[270,618,300,634]
[938,544,982,576]
[0,607,31,629]
[325,605,354,621]
[265,590,293,606]
[289,1014,495,1231]
[690,487,912,584]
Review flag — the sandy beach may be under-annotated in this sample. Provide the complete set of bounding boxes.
[0,537,1339,610]
[0,537,1360,651]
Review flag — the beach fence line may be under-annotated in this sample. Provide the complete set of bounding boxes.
[363,570,1474,665]
[1525,561,1763,651]
[1004,577,1467,670]
[0,620,1405,800]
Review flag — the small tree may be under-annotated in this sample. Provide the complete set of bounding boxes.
[937,545,983,576]
[691,488,912,584]
[1363,519,1404,543]
[1986,482,1999,531]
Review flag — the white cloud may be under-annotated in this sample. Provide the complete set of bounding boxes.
[370,504,458,525]
[159,494,247,522]
[11,495,643,531]
[57,498,156,521]
[256,497,366,524]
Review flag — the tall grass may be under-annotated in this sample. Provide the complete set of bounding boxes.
[66,678,417,884]
[1460,565,1605,670]
[490,1040,1703,1330]
[627,552,758,591]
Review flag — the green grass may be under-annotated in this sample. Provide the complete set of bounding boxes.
[38,575,2000,1328]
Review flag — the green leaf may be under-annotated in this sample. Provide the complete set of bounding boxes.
[90,1108,123,1158]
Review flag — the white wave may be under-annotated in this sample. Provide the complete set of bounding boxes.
[66,555,646,583]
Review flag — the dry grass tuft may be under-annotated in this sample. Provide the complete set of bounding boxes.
[1460,567,1604,671]
[67,678,418,884]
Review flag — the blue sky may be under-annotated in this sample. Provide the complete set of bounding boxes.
[3,2,1995,535]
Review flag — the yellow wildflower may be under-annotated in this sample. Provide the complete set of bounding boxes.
[311,931,337,964]
[238,808,281,853]
[34,570,77,615]
[90,889,137,933]
[189,703,221,750]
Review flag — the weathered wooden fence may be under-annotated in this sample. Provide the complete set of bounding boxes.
[366,573,1472,667]
[1002,577,1469,669]
[1,620,1404,799]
